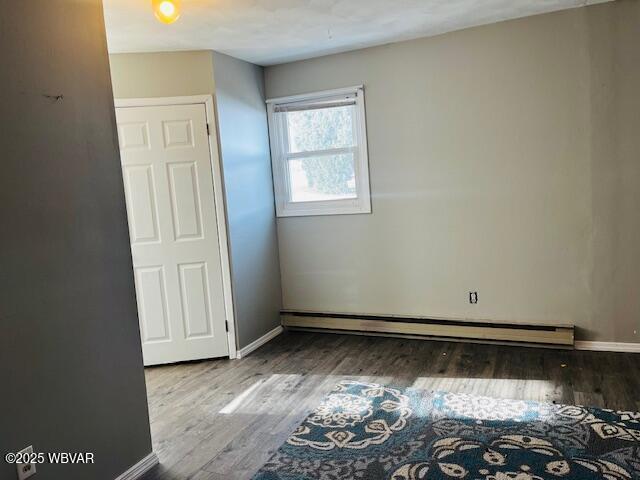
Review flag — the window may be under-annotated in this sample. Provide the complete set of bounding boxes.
[267,86,371,217]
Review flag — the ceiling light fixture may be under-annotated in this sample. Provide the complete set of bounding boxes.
[152,0,181,25]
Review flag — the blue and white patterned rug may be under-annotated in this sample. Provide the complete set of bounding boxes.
[252,381,640,479]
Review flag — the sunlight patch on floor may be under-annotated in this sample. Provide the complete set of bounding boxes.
[217,374,400,415]
[219,378,268,414]
[411,377,559,403]
[218,375,560,416]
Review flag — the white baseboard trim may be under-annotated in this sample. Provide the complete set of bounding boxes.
[575,341,640,353]
[237,326,283,359]
[115,452,159,480]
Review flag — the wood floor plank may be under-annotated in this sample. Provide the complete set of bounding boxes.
[140,331,640,480]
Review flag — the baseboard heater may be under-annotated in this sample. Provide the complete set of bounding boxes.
[281,311,574,348]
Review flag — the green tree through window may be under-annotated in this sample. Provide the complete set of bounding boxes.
[287,105,356,196]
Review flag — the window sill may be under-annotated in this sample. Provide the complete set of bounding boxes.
[276,199,372,218]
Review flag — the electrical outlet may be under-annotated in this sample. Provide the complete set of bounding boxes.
[16,446,36,480]
[469,292,478,304]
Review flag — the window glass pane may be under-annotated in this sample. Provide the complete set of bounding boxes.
[288,153,357,202]
[287,105,355,153]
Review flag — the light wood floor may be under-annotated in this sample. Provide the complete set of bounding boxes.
[141,331,640,480]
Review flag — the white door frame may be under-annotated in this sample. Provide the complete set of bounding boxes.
[115,95,237,360]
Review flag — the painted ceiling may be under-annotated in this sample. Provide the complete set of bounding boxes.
[103,0,611,65]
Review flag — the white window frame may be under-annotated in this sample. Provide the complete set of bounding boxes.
[266,85,371,217]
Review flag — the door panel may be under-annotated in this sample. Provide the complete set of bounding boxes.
[135,266,171,342]
[116,103,229,365]
[178,262,214,338]
[163,119,194,148]
[123,165,161,244]
[118,121,150,151]
[167,162,203,240]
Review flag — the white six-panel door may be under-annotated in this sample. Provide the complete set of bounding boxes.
[116,102,230,365]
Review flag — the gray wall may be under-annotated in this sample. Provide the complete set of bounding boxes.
[213,52,283,349]
[264,2,640,343]
[0,1,153,479]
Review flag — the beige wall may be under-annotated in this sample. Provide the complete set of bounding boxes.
[109,50,215,98]
[586,1,640,342]
[265,2,640,342]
